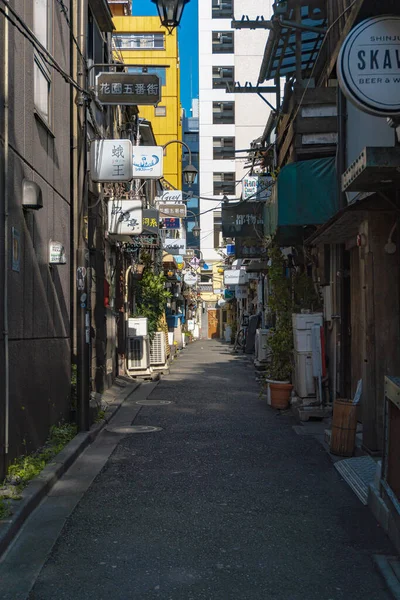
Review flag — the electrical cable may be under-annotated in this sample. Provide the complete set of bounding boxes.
[54,0,87,68]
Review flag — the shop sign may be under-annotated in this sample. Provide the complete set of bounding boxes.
[235,286,248,300]
[222,201,264,238]
[183,271,198,286]
[163,217,181,230]
[96,73,161,106]
[132,146,163,179]
[163,238,186,255]
[338,15,400,117]
[235,237,268,259]
[91,139,133,182]
[108,199,143,236]
[160,190,183,203]
[242,175,273,201]
[159,203,187,217]
[223,269,248,286]
[142,209,159,233]
[49,240,66,265]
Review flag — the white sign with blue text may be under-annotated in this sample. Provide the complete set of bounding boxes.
[132,146,163,179]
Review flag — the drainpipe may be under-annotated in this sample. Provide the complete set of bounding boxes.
[338,89,347,397]
[3,4,10,472]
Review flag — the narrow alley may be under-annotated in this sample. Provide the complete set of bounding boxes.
[1,342,394,600]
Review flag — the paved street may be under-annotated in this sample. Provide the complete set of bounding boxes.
[22,342,394,598]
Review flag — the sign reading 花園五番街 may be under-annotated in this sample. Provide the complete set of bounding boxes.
[96,73,161,106]
[338,15,400,117]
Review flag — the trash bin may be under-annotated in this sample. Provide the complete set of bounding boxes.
[330,399,357,457]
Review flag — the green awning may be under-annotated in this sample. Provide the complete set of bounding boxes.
[265,157,339,245]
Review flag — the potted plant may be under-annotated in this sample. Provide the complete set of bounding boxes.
[265,245,293,409]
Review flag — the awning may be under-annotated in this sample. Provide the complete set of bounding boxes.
[258,0,327,83]
[305,192,393,245]
[266,156,339,245]
[162,253,175,264]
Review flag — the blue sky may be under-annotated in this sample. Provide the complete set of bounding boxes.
[132,0,199,114]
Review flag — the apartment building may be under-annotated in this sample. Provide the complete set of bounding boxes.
[198,0,272,263]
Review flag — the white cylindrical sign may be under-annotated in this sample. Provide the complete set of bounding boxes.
[184,272,198,287]
[338,15,400,117]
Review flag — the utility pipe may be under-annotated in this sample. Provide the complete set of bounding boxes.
[3,2,9,468]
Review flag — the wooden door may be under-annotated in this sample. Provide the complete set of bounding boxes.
[208,310,219,339]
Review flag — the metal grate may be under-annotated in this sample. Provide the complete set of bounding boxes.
[150,332,166,365]
[127,336,149,370]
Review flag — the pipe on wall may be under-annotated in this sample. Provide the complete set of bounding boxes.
[3,3,9,467]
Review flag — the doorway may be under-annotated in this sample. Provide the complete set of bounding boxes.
[207,309,220,339]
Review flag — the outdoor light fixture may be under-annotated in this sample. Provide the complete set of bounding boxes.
[183,163,198,186]
[151,0,190,34]
[192,225,201,238]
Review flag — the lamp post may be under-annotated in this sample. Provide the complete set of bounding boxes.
[162,140,198,187]
[151,0,190,34]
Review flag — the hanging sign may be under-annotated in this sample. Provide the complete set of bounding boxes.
[235,286,248,300]
[160,190,183,203]
[338,15,400,117]
[183,271,198,287]
[242,175,273,201]
[96,73,161,106]
[159,203,187,217]
[222,201,264,238]
[108,199,143,236]
[163,217,181,230]
[163,238,186,255]
[132,146,163,179]
[90,139,133,182]
[223,269,248,286]
[142,209,159,233]
[49,240,67,265]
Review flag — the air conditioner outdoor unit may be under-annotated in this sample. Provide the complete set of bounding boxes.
[255,329,271,362]
[127,335,150,370]
[150,332,167,366]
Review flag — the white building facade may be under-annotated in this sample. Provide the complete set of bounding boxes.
[198,0,273,263]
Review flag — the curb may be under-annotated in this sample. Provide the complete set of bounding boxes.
[0,377,140,559]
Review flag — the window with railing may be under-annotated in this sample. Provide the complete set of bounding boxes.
[212,66,234,91]
[212,31,234,54]
[213,101,235,124]
[213,137,235,159]
[114,33,165,49]
[213,173,235,196]
[212,0,234,18]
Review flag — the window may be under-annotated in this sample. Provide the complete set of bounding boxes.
[128,67,167,86]
[214,211,223,247]
[114,33,165,49]
[155,106,167,117]
[213,101,235,124]
[212,0,234,19]
[213,173,235,195]
[212,66,234,91]
[212,31,234,53]
[213,137,235,159]
[33,0,51,122]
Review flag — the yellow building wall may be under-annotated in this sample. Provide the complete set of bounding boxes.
[112,16,182,188]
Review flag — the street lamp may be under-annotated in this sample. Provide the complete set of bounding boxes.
[192,225,201,238]
[151,0,190,34]
[162,140,198,187]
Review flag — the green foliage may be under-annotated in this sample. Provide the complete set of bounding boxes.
[6,422,77,488]
[133,269,171,338]
[293,270,322,313]
[0,499,12,520]
[267,245,293,382]
[70,364,77,410]
[95,409,106,423]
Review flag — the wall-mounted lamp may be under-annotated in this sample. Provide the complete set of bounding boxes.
[22,179,43,210]
[151,0,190,34]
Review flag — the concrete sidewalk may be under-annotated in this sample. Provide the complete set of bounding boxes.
[1,342,396,599]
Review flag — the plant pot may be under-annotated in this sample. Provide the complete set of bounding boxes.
[269,382,293,410]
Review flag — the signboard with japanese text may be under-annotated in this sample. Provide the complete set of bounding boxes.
[163,238,186,255]
[108,199,143,236]
[235,286,248,300]
[159,203,187,218]
[235,237,268,259]
[222,201,264,238]
[90,139,133,182]
[142,209,159,233]
[163,217,181,230]
[132,146,163,179]
[49,240,66,265]
[96,73,161,106]
[242,175,273,201]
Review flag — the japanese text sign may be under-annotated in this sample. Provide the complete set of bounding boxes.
[142,209,160,233]
[222,201,264,238]
[132,146,163,179]
[159,203,187,217]
[163,217,181,230]
[108,200,143,236]
[96,73,161,106]
[90,139,133,182]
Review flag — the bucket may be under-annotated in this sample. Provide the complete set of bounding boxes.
[330,399,357,457]
[269,382,293,410]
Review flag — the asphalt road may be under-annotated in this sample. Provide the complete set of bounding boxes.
[29,341,392,600]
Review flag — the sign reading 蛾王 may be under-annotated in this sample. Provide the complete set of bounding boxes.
[96,73,161,106]
[338,15,400,117]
